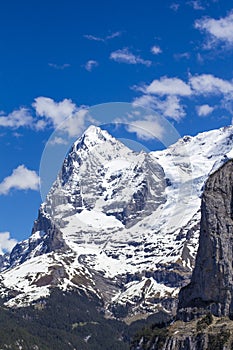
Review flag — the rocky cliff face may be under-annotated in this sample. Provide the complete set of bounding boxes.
[132,159,233,350]
[178,159,233,320]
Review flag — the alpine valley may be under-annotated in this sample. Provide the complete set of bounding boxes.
[1,124,233,349]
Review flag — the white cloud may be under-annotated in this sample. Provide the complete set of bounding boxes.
[84,31,121,42]
[195,11,233,47]
[174,52,190,60]
[222,95,233,115]
[33,97,90,137]
[61,109,89,137]
[33,97,87,137]
[133,73,233,122]
[85,60,98,71]
[133,95,186,121]
[0,165,40,195]
[196,52,204,63]
[0,97,89,136]
[190,74,233,95]
[133,76,189,121]
[48,63,70,70]
[105,32,122,40]
[196,104,215,116]
[0,108,33,129]
[110,48,152,66]
[126,118,165,141]
[151,45,162,55]
[170,3,180,11]
[34,119,48,130]
[48,136,68,146]
[33,97,76,128]
[12,132,23,138]
[0,232,17,254]
[156,96,186,120]
[84,34,103,41]
[132,95,156,109]
[187,1,205,10]
[146,77,192,96]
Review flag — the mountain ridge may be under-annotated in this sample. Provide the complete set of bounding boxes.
[1,124,233,320]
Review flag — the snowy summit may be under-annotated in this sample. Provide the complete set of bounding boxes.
[1,125,233,318]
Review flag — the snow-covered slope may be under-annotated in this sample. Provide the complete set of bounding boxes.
[1,125,233,318]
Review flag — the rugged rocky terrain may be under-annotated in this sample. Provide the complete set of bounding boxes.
[133,160,233,350]
[1,125,233,322]
[178,160,233,320]
[132,314,233,350]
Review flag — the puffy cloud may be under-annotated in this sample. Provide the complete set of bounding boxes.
[196,104,215,116]
[132,95,156,109]
[62,109,89,137]
[34,119,48,130]
[133,77,189,121]
[33,97,76,128]
[145,77,192,96]
[190,74,233,95]
[133,95,186,121]
[0,232,17,254]
[195,11,233,47]
[126,118,165,141]
[155,96,186,120]
[110,48,152,66]
[0,165,40,195]
[85,60,99,71]
[0,98,89,136]
[133,73,233,122]
[136,73,233,99]
[0,108,33,129]
[33,97,89,137]
[151,45,162,55]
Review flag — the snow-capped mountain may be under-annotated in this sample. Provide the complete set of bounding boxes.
[1,125,233,318]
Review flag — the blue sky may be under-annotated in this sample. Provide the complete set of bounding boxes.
[0,0,233,251]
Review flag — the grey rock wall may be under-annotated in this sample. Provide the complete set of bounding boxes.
[178,160,233,319]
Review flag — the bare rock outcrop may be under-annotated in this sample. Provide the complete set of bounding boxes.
[178,159,233,320]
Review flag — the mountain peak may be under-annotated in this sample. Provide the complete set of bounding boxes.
[74,125,114,151]
[84,124,103,134]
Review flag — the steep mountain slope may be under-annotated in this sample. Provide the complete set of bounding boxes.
[1,125,233,319]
